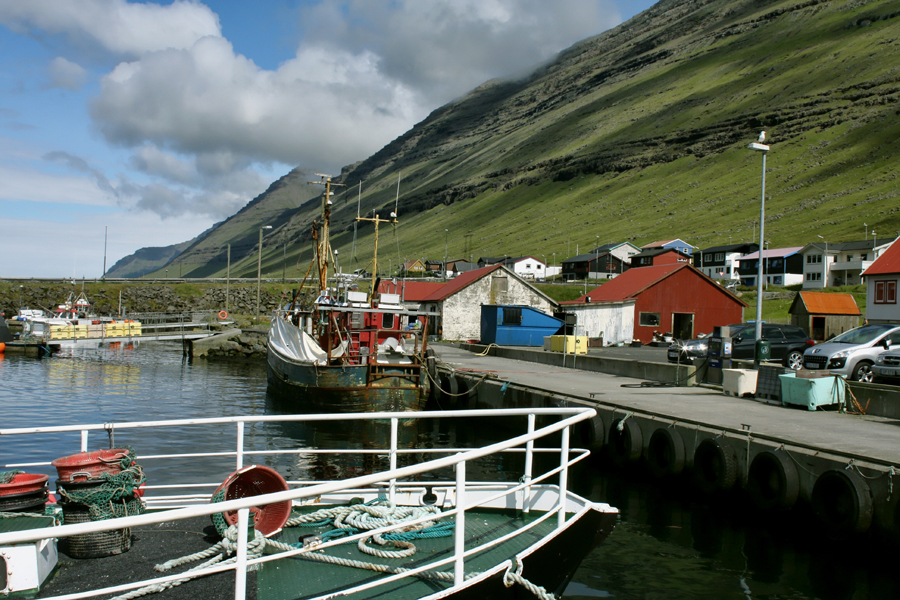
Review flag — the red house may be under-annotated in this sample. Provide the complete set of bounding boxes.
[630,247,691,268]
[568,263,747,343]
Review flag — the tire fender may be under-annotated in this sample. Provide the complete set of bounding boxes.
[439,372,458,408]
[577,415,605,450]
[646,427,686,478]
[811,468,873,536]
[453,375,470,406]
[608,418,642,465]
[747,450,799,510]
[693,438,738,493]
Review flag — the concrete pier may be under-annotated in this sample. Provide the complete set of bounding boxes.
[431,343,900,540]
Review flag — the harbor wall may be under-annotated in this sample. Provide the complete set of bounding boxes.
[436,364,900,543]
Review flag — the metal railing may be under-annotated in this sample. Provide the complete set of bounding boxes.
[0,407,599,600]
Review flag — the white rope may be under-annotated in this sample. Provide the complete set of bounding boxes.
[108,526,266,600]
[503,558,557,600]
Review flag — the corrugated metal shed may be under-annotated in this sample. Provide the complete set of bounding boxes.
[480,305,563,346]
[788,292,861,341]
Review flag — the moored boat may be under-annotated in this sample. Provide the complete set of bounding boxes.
[0,407,617,600]
[266,174,433,412]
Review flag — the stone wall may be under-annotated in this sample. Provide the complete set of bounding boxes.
[0,283,289,318]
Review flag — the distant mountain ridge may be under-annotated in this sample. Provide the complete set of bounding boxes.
[127,0,900,279]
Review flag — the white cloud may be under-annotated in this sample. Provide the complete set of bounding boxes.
[46,57,88,91]
[0,163,113,206]
[0,0,221,59]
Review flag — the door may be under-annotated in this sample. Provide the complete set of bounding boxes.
[672,313,694,341]
[812,316,825,341]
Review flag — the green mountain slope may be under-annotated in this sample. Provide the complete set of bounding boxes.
[151,0,900,280]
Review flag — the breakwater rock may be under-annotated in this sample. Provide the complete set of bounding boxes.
[192,328,268,359]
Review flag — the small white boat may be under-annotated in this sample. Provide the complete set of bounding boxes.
[0,407,617,600]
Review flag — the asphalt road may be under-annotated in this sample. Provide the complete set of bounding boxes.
[585,343,669,363]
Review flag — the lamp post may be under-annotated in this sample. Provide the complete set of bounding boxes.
[443,229,449,281]
[102,225,108,280]
[748,133,769,346]
[817,235,827,288]
[864,223,868,240]
[764,240,770,290]
[256,225,272,322]
[595,235,600,284]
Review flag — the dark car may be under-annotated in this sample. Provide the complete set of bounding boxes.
[668,323,814,369]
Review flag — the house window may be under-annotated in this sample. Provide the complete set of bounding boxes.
[491,275,508,292]
[861,253,868,261]
[704,254,713,262]
[875,281,897,304]
[639,312,661,327]
[806,272,821,281]
[715,253,724,261]
[807,255,821,264]
[847,255,853,262]
[640,257,651,265]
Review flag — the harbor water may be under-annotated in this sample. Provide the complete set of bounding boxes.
[1,342,897,600]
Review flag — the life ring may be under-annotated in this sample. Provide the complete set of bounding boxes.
[218,310,229,320]
[747,450,799,510]
[693,438,738,493]
[811,468,873,536]
[577,415,605,450]
[607,418,642,465]
[646,427,686,478]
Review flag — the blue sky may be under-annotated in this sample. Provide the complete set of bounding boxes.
[0,0,657,278]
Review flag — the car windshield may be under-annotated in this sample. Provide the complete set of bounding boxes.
[829,324,896,345]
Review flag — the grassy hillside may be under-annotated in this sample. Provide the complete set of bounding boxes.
[139,0,900,281]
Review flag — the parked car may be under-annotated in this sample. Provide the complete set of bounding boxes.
[668,323,814,369]
[874,348,900,382]
[802,324,900,382]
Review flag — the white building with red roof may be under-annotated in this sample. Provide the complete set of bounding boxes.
[861,237,900,324]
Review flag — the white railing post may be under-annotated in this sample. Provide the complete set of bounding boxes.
[558,425,570,529]
[234,507,249,600]
[389,417,398,503]
[80,429,89,452]
[523,413,535,514]
[236,421,245,469]
[453,457,466,586]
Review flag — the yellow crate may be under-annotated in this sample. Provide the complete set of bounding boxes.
[549,335,587,354]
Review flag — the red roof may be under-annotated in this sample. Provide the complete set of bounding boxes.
[560,263,747,306]
[797,292,860,316]
[421,264,504,302]
[377,280,446,301]
[642,239,675,248]
[862,239,900,276]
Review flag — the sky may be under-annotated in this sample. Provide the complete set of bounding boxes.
[0,0,657,279]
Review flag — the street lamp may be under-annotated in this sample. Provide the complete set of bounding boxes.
[256,225,272,322]
[595,235,600,284]
[864,223,868,240]
[443,229,449,281]
[817,235,827,288]
[748,133,769,346]
[764,240,770,290]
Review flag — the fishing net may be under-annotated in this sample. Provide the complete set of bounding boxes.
[0,470,24,484]
[57,447,146,521]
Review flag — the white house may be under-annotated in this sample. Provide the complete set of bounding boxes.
[692,243,759,281]
[589,242,642,266]
[418,264,557,340]
[556,299,636,345]
[502,256,546,280]
[800,238,896,289]
[861,238,900,324]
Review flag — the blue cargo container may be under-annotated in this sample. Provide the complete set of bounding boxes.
[480,305,564,346]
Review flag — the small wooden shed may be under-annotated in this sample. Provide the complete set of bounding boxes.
[788,291,861,341]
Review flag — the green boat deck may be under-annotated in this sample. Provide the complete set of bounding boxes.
[258,506,558,600]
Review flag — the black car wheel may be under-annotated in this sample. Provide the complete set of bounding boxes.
[852,361,875,383]
[784,350,804,370]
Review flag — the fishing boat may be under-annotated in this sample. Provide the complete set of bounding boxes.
[266,174,433,412]
[0,407,618,600]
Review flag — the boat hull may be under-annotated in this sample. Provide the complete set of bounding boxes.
[266,346,429,413]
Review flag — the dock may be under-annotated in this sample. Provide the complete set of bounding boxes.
[430,343,900,540]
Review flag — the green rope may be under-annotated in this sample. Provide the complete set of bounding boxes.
[210,489,229,536]
[0,470,24,484]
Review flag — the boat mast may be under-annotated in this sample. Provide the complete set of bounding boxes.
[356,175,399,304]
[308,174,346,295]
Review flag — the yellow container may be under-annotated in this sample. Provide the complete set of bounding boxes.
[549,335,587,354]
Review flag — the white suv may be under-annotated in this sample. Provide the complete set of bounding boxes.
[802,324,900,382]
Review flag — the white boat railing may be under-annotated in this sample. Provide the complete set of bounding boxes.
[0,407,601,600]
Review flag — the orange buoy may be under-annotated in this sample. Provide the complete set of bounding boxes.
[0,342,5,353]
[218,310,229,319]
